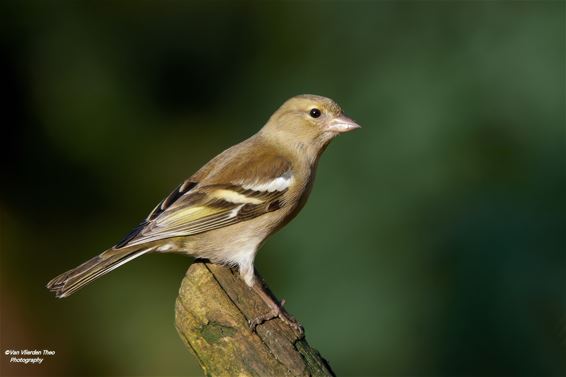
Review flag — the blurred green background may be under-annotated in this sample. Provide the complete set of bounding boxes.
[1,1,565,376]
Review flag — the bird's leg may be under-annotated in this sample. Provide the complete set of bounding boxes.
[247,278,304,336]
[239,261,303,334]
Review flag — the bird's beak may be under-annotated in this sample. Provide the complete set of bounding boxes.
[327,114,361,133]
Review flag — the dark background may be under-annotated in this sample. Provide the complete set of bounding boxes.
[1,1,565,376]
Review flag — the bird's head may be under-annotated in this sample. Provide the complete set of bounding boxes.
[261,94,360,159]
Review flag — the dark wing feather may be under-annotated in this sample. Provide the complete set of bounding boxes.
[114,180,197,249]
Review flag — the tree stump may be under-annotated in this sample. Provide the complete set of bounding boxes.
[175,260,335,377]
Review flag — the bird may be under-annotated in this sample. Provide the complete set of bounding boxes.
[47,94,360,329]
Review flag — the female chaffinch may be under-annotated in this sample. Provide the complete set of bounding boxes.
[47,94,360,328]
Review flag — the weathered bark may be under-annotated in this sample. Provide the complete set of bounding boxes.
[175,260,335,377]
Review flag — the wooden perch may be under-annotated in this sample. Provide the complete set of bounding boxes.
[175,260,335,377]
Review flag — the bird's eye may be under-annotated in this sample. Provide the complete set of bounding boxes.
[309,108,321,118]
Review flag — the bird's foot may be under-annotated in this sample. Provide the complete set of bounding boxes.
[248,299,304,336]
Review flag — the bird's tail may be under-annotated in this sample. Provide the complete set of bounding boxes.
[46,246,151,298]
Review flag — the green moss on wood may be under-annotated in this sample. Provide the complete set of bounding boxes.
[200,321,236,344]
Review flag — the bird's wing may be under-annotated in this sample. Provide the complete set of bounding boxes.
[113,149,293,249]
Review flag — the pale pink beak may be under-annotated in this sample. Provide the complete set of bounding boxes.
[327,114,361,133]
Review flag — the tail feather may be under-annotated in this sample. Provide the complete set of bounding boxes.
[47,247,150,298]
